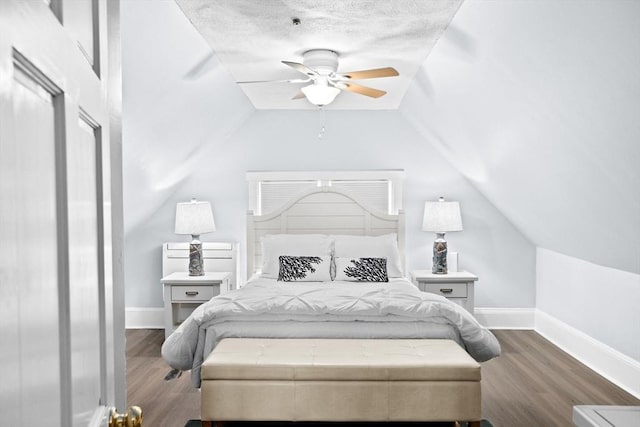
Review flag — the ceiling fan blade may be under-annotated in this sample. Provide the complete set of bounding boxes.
[341,82,387,98]
[292,91,306,100]
[282,61,318,77]
[237,78,311,84]
[337,67,399,80]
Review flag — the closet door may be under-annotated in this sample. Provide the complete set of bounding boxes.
[0,1,124,426]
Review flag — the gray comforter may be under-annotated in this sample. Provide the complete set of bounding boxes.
[161,277,501,387]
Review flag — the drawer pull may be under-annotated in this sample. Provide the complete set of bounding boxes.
[185,291,199,296]
[439,288,453,294]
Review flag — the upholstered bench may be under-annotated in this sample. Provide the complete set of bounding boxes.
[200,338,482,427]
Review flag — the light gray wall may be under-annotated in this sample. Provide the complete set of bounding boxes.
[124,0,640,325]
[230,110,537,310]
[401,0,640,274]
[121,0,254,306]
[121,2,535,309]
[537,249,640,361]
[399,0,640,361]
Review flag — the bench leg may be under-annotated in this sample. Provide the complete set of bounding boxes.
[468,421,481,427]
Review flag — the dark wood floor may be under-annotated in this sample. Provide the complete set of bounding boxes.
[126,329,639,427]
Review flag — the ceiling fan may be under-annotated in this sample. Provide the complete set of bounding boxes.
[238,49,399,107]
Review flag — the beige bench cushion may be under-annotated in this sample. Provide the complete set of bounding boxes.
[201,338,480,382]
[202,380,481,422]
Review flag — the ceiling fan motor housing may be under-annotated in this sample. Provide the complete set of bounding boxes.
[303,49,338,75]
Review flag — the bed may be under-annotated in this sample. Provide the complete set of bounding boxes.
[161,186,501,388]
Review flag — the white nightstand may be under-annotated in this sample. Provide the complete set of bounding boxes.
[161,271,231,339]
[411,270,478,314]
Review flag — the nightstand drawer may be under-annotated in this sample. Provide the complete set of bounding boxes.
[171,285,216,302]
[421,282,468,298]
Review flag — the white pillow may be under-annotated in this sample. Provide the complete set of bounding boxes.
[332,234,403,278]
[334,257,389,282]
[278,255,332,282]
[261,234,333,278]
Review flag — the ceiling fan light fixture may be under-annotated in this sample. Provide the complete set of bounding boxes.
[238,48,399,107]
[303,49,338,75]
[301,84,340,106]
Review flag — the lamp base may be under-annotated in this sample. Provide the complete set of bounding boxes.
[188,236,204,276]
[432,233,448,274]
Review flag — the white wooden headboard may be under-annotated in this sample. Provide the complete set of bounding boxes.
[247,186,405,277]
[162,242,239,289]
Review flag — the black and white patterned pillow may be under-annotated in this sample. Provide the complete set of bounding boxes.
[334,257,389,282]
[277,255,331,282]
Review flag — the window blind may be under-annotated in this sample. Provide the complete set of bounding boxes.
[247,170,403,216]
[259,180,318,215]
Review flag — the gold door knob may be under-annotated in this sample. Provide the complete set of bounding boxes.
[109,406,143,427]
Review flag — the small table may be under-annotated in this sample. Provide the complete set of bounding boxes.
[161,271,231,339]
[411,270,478,314]
[573,405,640,427]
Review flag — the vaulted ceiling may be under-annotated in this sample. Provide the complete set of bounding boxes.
[399,0,640,274]
[122,0,639,275]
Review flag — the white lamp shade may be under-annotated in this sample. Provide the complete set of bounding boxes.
[301,84,341,106]
[174,199,215,235]
[422,198,463,232]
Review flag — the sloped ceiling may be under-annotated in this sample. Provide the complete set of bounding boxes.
[133,0,639,275]
[175,0,463,109]
[401,0,640,273]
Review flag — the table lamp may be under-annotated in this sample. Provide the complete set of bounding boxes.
[422,197,463,274]
[174,198,215,276]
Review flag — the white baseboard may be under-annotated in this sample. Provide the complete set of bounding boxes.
[125,307,164,329]
[476,308,640,398]
[535,310,640,399]
[474,308,536,329]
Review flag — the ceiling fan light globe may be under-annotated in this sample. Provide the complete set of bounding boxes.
[301,84,341,106]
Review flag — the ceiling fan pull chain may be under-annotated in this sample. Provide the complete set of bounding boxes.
[318,107,326,140]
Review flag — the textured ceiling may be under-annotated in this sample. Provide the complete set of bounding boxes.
[176,0,463,109]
